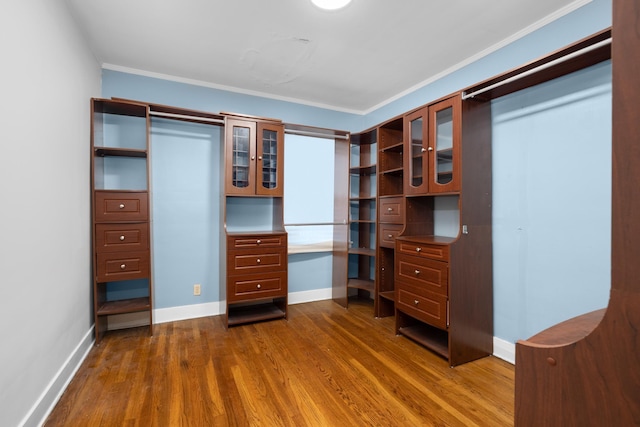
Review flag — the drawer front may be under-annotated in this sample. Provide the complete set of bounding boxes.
[95,191,148,222]
[96,250,150,282]
[379,223,404,248]
[95,223,149,253]
[228,234,286,249]
[397,285,448,330]
[379,197,405,223]
[228,247,287,275]
[397,240,449,262]
[396,254,448,296]
[229,271,287,302]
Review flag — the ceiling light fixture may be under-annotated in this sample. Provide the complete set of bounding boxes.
[311,0,352,11]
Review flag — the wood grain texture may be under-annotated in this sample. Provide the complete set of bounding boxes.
[45,299,514,426]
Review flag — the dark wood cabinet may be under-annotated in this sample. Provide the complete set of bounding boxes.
[224,116,284,197]
[91,98,153,342]
[405,95,461,196]
[223,114,287,327]
[225,233,288,326]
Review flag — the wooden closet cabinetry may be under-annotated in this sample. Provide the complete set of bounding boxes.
[223,113,288,328]
[404,95,461,195]
[91,98,153,342]
[224,117,284,197]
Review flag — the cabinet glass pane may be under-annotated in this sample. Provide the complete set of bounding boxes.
[410,117,424,187]
[261,129,278,189]
[232,126,250,188]
[435,107,454,185]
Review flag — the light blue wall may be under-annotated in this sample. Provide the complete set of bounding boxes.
[492,61,612,342]
[150,118,221,308]
[102,70,363,132]
[101,0,612,343]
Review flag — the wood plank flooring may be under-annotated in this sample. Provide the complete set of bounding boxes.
[45,299,514,426]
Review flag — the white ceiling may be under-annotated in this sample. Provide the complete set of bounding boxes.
[65,0,585,114]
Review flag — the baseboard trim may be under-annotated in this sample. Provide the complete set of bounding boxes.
[151,288,334,325]
[493,337,516,365]
[21,328,94,427]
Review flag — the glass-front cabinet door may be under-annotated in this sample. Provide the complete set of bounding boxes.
[403,107,429,195]
[256,122,284,196]
[225,118,257,195]
[428,95,461,193]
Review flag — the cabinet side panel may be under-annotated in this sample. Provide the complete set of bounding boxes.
[333,138,350,307]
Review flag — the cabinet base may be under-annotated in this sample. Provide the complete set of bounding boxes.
[227,301,287,327]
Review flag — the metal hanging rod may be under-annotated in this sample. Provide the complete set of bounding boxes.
[284,128,350,140]
[462,37,612,101]
[149,110,225,124]
[284,221,348,227]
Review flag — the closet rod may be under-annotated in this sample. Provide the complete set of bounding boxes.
[149,110,225,124]
[284,128,350,140]
[284,221,348,227]
[462,37,611,100]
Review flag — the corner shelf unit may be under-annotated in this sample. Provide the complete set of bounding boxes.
[347,129,377,299]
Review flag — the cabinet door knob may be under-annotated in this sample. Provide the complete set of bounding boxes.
[421,147,427,153]
[414,300,420,305]
[119,203,125,209]
[256,239,261,245]
[120,235,125,241]
[414,269,421,275]
[120,264,126,270]
[416,247,422,252]
[251,156,255,160]
[257,284,262,289]
[256,258,261,264]
[428,146,434,152]
[258,156,262,160]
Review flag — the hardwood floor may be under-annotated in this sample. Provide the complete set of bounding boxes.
[45,299,514,426]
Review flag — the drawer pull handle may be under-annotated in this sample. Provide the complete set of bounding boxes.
[257,284,261,289]
[257,239,262,245]
[414,300,420,305]
[414,269,421,275]
[120,264,126,270]
[388,234,393,238]
[416,247,422,252]
[387,207,393,212]
[119,203,125,209]
[120,235,125,241]
[256,259,261,264]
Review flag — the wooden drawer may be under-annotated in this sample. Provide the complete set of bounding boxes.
[96,250,150,282]
[397,284,448,330]
[228,233,287,249]
[397,239,449,262]
[379,197,405,223]
[228,271,287,302]
[95,223,149,253]
[396,254,448,296]
[228,247,287,275]
[94,191,148,222]
[379,223,403,248]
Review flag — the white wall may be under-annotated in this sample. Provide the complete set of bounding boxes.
[0,1,100,426]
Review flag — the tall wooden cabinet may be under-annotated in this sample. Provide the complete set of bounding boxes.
[91,98,153,342]
[222,114,288,327]
[394,93,492,366]
[347,129,377,301]
[376,117,404,317]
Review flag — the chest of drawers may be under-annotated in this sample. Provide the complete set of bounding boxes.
[226,232,288,326]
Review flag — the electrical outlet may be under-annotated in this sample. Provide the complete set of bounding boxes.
[193,284,201,296]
